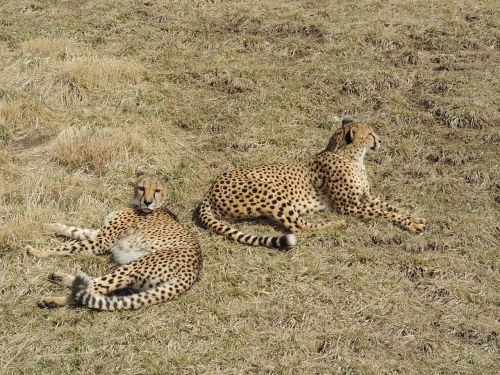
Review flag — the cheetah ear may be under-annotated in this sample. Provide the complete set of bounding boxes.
[162,175,171,182]
[344,128,354,144]
[342,118,354,126]
[136,171,145,177]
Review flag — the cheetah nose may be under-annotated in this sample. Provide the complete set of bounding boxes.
[144,200,153,206]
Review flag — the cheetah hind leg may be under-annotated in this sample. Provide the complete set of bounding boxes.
[37,267,132,309]
[36,272,77,308]
[275,205,346,233]
[72,273,195,311]
[69,251,200,310]
[36,268,129,309]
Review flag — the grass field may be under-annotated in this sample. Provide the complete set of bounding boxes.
[0,0,499,373]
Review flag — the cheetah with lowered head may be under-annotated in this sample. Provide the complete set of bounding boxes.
[198,119,426,250]
[27,172,202,311]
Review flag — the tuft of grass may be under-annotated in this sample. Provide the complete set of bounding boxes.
[51,127,144,173]
[55,58,144,90]
[47,57,144,105]
[198,69,255,94]
[1,56,145,106]
[423,99,487,129]
[21,37,77,59]
[339,72,405,99]
[363,33,403,51]
[0,100,60,144]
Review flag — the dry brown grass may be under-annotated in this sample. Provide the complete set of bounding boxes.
[0,100,60,145]
[0,0,499,374]
[27,57,144,105]
[21,37,77,59]
[51,127,145,173]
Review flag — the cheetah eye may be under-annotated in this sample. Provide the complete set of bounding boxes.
[137,186,145,192]
[155,189,161,193]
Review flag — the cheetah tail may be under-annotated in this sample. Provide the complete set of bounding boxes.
[198,201,296,250]
[71,272,191,311]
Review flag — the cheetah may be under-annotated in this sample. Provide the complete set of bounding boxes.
[27,172,202,311]
[198,119,426,250]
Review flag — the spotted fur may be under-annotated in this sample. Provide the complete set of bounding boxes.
[199,120,426,249]
[27,172,202,311]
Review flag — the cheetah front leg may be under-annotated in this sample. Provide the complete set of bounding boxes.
[364,195,426,225]
[27,225,119,258]
[340,200,425,233]
[44,223,99,241]
[43,211,123,241]
[27,214,132,258]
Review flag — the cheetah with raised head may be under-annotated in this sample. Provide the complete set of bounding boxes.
[27,172,202,311]
[198,119,426,249]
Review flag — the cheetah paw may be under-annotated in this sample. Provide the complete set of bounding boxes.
[48,272,75,287]
[26,245,50,258]
[412,217,427,225]
[43,223,65,234]
[48,272,65,284]
[408,222,426,234]
[37,297,62,308]
[333,219,347,229]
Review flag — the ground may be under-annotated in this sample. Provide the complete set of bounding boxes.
[0,0,498,374]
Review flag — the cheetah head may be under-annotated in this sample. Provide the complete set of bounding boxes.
[130,171,170,213]
[324,119,382,153]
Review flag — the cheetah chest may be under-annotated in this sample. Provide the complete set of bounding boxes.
[111,212,183,265]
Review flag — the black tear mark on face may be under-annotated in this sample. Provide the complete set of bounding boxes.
[344,129,354,144]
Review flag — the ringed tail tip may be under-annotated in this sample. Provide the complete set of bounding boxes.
[285,234,297,248]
